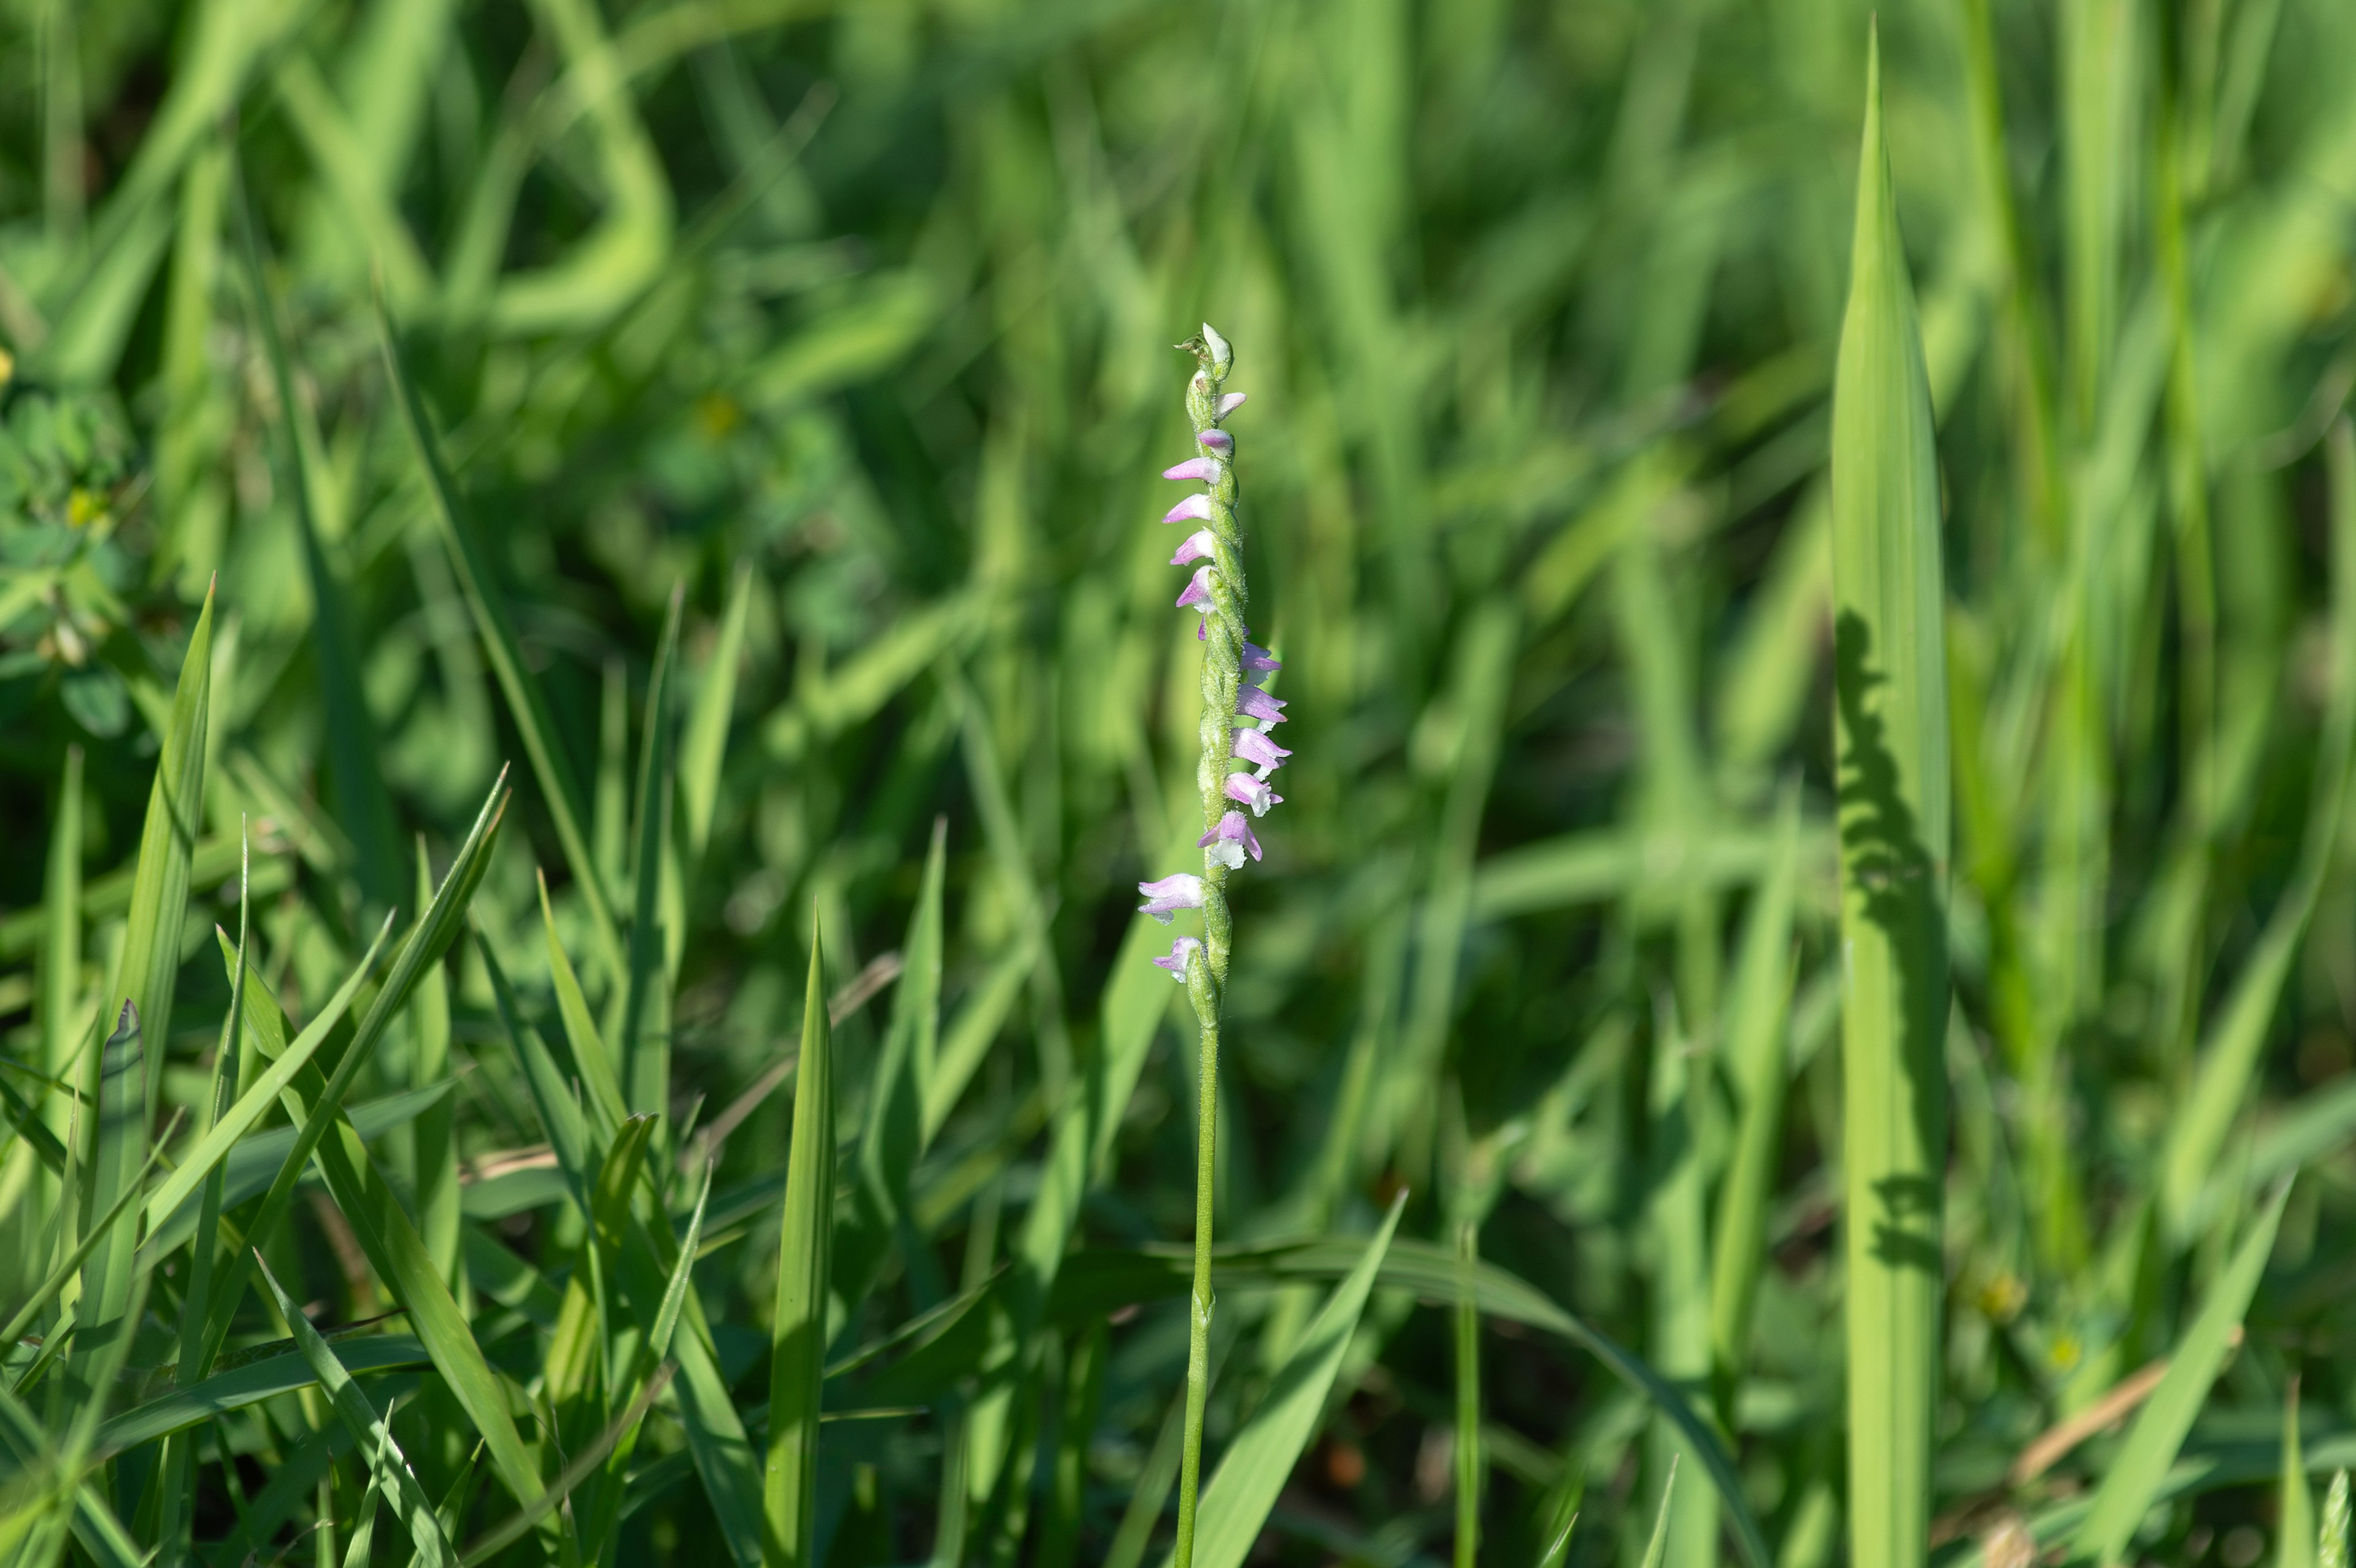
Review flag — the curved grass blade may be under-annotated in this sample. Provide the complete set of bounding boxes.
[764,928,835,1566]
[2073,1180,2290,1567]
[1153,1195,1404,1568]
[253,1254,455,1568]
[1830,32,1950,1568]
[1045,1234,1773,1568]
[94,1336,431,1453]
[460,1363,676,1567]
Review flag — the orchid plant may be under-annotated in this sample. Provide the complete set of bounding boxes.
[1133,323,1285,1568]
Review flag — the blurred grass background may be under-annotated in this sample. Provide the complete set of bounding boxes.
[8,0,2356,1565]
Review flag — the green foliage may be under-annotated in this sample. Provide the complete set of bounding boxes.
[4,2,2356,1567]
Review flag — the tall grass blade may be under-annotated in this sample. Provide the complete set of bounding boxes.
[2160,420,2356,1238]
[1155,1195,1406,1568]
[76,581,213,1395]
[2284,1382,2317,1568]
[764,928,835,1566]
[253,1255,456,1568]
[410,842,461,1285]
[1830,31,1950,1568]
[623,584,683,1118]
[2073,1180,2288,1566]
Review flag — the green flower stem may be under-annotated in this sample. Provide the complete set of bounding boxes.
[1172,328,1245,1568]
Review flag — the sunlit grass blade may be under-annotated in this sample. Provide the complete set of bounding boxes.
[1830,31,1950,1568]
[2323,1472,2351,1568]
[764,928,835,1566]
[253,1254,456,1568]
[196,778,539,1512]
[410,841,461,1286]
[141,914,395,1238]
[1156,1195,1404,1568]
[75,580,213,1392]
[2285,1381,2317,1568]
[0,1107,177,1353]
[1640,1456,1680,1568]
[2073,1180,2288,1566]
[539,869,631,1140]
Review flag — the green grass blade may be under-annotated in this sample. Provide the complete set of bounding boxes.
[460,1364,676,1567]
[0,1107,177,1353]
[1641,1457,1680,1568]
[38,744,82,1122]
[623,584,683,1118]
[2285,1382,2317,1568]
[375,288,624,984]
[2323,1473,2350,1568]
[764,928,835,1566]
[922,931,1039,1143]
[141,915,395,1237]
[477,930,597,1201]
[2073,1180,2289,1567]
[1707,792,1800,1413]
[229,160,399,909]
[67,996,152,1397]
[93,1336,431,1453]
[225,947,549,1518]
[842,817,944,1308]
[1830,33,1950,1568]
[1455,1217,1482,1568]
[78,581,214,1386]
[1154,1195,1404,1568]
[253,1255,456,1568]
[680,563,753,858]
[410,842,461,1286]
[539,870,631,1140]
[2160,419,2356,1238]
